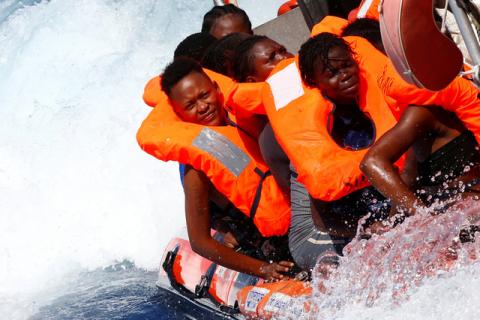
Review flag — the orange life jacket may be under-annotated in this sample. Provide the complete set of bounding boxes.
[356,0,381,21]
[142,69,266,137]
[310,16,349,37]
[262,36,402,201]
[376,52,480,144]
[137,80,291,237]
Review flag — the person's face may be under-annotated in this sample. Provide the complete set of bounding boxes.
[313,46,359,104]
[169,71,226,126]
[246,38,294,82]
[210,14,251,39]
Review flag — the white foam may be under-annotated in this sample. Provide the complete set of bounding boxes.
[7,1,480,319]
[0,0,283,318]
[0,0,209,311]
[293,200,480,320]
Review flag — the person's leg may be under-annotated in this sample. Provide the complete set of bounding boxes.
[258,123,291,195]
[288,165,351,271]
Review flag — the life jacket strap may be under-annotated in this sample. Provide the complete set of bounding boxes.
[162,246,198,300]
[249,168,271,220]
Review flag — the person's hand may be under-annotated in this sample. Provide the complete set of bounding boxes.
[259,261,294,282]
[223,231,239,248]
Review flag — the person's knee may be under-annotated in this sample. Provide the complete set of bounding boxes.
[289,245,318,271]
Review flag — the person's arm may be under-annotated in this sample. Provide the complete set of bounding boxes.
[399,147,419,190]
[183,165,293,281]
[360,106,436,216]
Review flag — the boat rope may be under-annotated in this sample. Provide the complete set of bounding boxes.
[441,0,450,33]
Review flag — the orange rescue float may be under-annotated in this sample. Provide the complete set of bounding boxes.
[159,233,260,314]
[277,0,298,16]
[159,233,312,318]
[237,280,312,319]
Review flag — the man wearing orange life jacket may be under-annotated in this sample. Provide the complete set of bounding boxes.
[137,58,294,281]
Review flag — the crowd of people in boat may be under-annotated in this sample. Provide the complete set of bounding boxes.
[137,1,480,282]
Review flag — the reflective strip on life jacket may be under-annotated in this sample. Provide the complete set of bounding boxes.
[192,127,251,177]
[266,62,304,111]
[356,0,380,20]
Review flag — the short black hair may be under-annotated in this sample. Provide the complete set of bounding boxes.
[161,58,205,97]
[341,18,384,53]
[173,32,217,62]
[298,33,353,88]
[202,32,252,77]
[232,35,269,82]
[201,4,252,35]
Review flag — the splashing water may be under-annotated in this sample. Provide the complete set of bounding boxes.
[3,0,480,319]
[0,0,284,318]
[276,200,480,320]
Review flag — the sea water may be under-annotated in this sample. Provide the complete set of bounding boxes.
[0,0,283,319]
[2,0,480,319]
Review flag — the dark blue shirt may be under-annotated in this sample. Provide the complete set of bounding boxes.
[179,164,185,187]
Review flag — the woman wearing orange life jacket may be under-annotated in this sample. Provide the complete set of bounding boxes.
[137,58,293,281]
[230,35,294,192]
[258,34,402,269]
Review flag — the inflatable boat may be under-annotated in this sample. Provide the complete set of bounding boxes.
[157,232,313,319]
[155,0,480,318]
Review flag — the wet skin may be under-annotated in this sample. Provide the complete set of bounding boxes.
[169,71,294,280]
[312,46,359,104]
[246,38,294,82]
[209,14,252,39]
[169,71,226,126]
[361,106,480,222]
